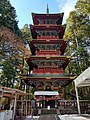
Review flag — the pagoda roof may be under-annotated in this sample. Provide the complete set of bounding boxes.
[22,73,76,87]
[30,39,67,55]
[30,25,65,39]
[32,12,64,25]
[26,56,70,70]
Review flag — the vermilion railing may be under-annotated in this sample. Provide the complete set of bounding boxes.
[33,68,63,74]
[36,50,61,56]
[37,36,58,39]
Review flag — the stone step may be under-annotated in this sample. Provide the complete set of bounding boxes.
[38,114,61,120]
[41,109,57,114]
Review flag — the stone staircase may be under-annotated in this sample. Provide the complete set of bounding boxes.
[38,108,60,115]
[38,114,61,120]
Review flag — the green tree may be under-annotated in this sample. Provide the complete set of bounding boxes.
[75,0,90,17]
[1,60,16,87]
[0,26,29,88]
[64,0,90,100]
[0,1,30,89]
[65,10,90,75]
[0,0,21,36]
[21,24,32,44]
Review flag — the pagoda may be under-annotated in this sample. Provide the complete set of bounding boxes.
[23,6,76,108]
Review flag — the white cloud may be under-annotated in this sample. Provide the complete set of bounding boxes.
[57,0,78,23]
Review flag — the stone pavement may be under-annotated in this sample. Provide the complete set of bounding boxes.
[24,116,39,120]
[24,114,60,120]
[24,114,90,120]
[38,114,60,120]
[59,114,90,120]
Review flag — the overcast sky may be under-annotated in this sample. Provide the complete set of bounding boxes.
[10,0,78,28]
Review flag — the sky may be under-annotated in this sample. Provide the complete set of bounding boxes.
[10,0,78,29]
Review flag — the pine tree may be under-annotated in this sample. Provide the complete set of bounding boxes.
[0,0,21,35]
[65,7,90,75]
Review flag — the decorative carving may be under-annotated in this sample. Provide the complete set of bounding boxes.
[36,18,58,25]
[32,60,65,66]
[34,44,62,50]
[36,30,58,37]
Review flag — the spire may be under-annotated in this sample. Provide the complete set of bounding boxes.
[46,4,49,14]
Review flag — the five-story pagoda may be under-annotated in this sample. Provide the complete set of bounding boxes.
[23,6,75,108]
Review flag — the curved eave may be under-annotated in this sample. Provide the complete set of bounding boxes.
[32,12,64,16]
[30,25,65,39]
[29,40,67,55]
[32,12,64,25]
[26,55,71,60]
[23,74,76,79]
[26,56,70,70]
[23,74,76,87]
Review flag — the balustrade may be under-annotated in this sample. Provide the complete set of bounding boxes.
[37,36,58,39]
[33,68,63,74]
[36,50,61,56]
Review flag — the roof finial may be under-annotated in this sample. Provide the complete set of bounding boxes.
[46,4,49,14]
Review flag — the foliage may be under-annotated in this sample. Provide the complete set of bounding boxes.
[0,0,22,36]
[0,26,29,87]
[21,24,32,44]
[0,1,30,90]
[0,0,31,89]
[64,0,90,100]
[0,26,29,59]
[1,60,16,87]
[75,0,90,17]
[64,6,90,75]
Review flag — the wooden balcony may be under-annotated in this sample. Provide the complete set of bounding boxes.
[33,68,63,74]
[36,50,61,56]
[37,36,58,39]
